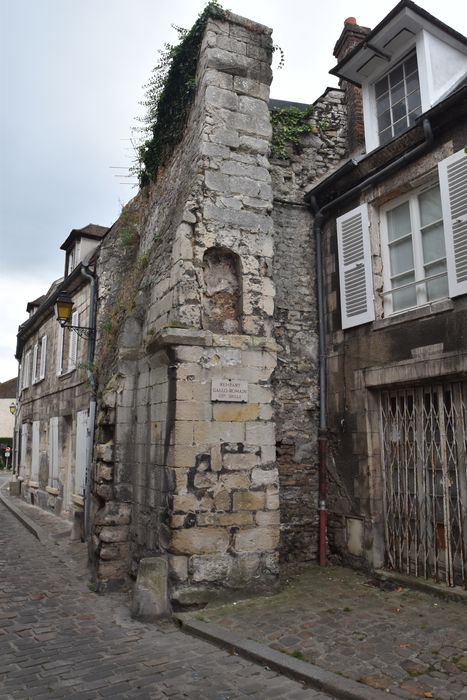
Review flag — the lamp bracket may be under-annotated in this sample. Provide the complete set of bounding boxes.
[60,322,95,340]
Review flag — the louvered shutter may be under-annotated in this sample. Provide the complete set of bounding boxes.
[68,312,79,370]
[336,203,375,329]
[439,148,467,298]
[39,336,47,379]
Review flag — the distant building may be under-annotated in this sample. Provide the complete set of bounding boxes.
[14,224,107,532]
[0,378,16,466]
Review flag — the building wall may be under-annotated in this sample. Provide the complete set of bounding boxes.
[16,281,93,523]
[270,89,347,560]
[91,10,280,602]
[323,123,467,567]
[0,400,14,439]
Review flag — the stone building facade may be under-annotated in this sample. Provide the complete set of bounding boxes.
[14,225,106,533]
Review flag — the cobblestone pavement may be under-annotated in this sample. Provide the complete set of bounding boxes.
[186,563,467,700]
[0,502,335,700]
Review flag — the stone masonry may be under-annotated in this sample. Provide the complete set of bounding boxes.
[91,11,280,604]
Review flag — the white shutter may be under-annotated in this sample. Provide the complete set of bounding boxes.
[56,324,64,375]
[48,417,59,488]
[68,312,79,370]
[336,203,375,329]
[439,148,467,298]
[23,350,31,388]
[32,344,38,384]
[74,409,88,496]
[18,361,23,394]
[31,420,40,481]
[39,335,47,379]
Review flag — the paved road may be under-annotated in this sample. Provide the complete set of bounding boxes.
[0,504,335,700]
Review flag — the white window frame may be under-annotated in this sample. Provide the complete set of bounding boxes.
[68,311,79,371]
[380,181,448,316]
[39,335,47,380]
[31,343,39,384]
[22,349,31,390]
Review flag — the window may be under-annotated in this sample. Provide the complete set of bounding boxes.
[381,184,448,314]
[21,350,32,390]
[375,51,421,145]
[32,335,47,384]
[336,148,467,329]
[56,312,79,375]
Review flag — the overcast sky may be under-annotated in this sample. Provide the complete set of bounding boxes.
[1,0,466,382]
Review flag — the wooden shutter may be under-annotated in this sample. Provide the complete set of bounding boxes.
[337,204,375,329]
[56,324,64,375]
[439,149,467,298]
[68,312,79,370]
[32,343,38,384]
[74,409,88,496]
[31,420,40,482]
[23,350,31,388]
[40,335,47,379]
[48,417,59,488]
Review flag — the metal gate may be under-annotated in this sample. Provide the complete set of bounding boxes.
[381,383,467,587]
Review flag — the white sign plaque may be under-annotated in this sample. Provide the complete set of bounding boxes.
[211,379,248,403]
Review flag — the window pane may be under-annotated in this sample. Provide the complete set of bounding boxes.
[393,117,407,136]
[408,107,421,126]
[392,99,407,122]
[378,109,392,131]
[425,262,448,302]
[390,65,404,87]
[422,223,446,263]
[377,93,390,115]
[380,127,393,145]
[387,201,411,241]
[391,82,405,105]
[419,187,442,227]
[375,75,389,98]
[390,239,414,275]
[406,72,420,95]
[404,53,418,75]
[407,88,421,112]
[392,273,417,312]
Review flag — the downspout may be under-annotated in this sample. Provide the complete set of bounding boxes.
[80,255,97,541]
[309,118,433,566]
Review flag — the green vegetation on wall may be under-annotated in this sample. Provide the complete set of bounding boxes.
[137,1,225,186]
[270,106,328,159]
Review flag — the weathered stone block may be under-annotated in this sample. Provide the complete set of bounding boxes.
[214,489,231,511]
[96,463,113,482]
[131,557,170,620]
[223,452,259,470]
[218,511,253,527]
[213,403,259,422]
[96,441,114,463]
[94,502,131,526]
[255,510,280,526]
[99,525,129,543]
[233,490,265,511]
[191,554,232,582]
[171,528,229,555]
[172,493,198,513]
[251,467,278,486]
[219,472,250,490]
[234,527,279,553]
[245,421,275,445]
[168,555,188,581]
[205,85,239,110]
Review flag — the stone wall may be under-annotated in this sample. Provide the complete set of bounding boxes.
[270,89,347,560]
[91,10,279,602]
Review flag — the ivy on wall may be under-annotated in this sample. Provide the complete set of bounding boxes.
[136,1,225,186]
[270,106,330,159]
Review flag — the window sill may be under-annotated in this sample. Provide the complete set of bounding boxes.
[58,368,76,379]
[372,298,454,331]
[46,486,59,496]
[28,481,39,489]
[72,494,84,507]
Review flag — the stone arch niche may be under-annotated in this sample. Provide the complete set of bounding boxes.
[202,247,242,333]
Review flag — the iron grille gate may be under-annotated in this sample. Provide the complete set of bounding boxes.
[381,383,467,587]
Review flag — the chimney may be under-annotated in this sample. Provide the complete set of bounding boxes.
[333,18,370,155]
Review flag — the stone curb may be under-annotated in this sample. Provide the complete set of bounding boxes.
[374,569,467,605]
[175,616,390,700]
[0,490,47,544]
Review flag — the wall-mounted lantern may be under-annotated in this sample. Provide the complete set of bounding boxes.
[9,401,17,415]
[54,290,94,339]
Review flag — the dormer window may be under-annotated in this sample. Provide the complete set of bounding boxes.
[375,51,421,144]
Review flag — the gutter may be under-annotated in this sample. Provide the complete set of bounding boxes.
[309,117,433,566]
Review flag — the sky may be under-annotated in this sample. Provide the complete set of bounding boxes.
[1,0,466,382]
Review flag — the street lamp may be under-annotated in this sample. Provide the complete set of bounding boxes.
[54,291,94,339]
[9,402,17,415]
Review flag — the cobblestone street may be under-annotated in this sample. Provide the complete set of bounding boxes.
[0,502,333,700]
[186,563,467,699]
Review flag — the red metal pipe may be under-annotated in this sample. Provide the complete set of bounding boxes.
[318,429,328,566]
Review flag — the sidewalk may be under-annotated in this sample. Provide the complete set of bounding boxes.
[178,562,467,700]
[2,477,466,700]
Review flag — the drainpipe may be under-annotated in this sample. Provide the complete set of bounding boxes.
[80,255,97,541]
[309,118,433,566]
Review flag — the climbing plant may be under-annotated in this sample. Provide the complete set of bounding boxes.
[270,106,316,159]
[135,1,225,186]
